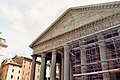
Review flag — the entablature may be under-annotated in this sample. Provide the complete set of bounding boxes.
[32,13,120,54]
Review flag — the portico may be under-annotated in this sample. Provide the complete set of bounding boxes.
[30,1,120,80]
[30,46,70,80]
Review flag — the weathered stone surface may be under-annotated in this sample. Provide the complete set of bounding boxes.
[30,1,120,54]
[32,14,120,54]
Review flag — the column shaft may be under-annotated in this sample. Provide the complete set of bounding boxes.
[99,41,110,80]
[30,55,37,80]
[79,40,87,74]
[80,46,87,80]
[50,49,57,80]
[80,46,87,73]
[98,34,110,80]
[61,55,64,80]
[64,45,70,80]
[70,57,73,80]
[40,54,46,80]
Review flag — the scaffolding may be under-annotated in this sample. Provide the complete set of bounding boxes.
[69,26,120,80]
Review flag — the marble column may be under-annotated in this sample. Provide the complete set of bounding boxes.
[64,45,70,80]
[30,55,37,80]
[97,33,110,80]
[80,46,87,73]
[70,57,73,80]
[79,40,87,80]
[40,54,46,80]
[50,49,57,80]
[61,54,64,80]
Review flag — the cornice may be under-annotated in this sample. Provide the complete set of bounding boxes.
[50,1,120,28]
[71,1,120,11]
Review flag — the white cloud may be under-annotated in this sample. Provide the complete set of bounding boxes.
[10,23,27,34]
[0,3,24,23]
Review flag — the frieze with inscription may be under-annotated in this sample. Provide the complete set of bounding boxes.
[34,7,120,45]
[33,14,120,54]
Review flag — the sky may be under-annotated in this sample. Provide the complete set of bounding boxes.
[0,0,119,61]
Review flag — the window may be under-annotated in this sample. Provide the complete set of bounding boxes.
[12,69,14,72]
[24,65,25,68]
[29,62,31,65]
[11,75,13,79]
[17,76,19,80]
[23,71,24,75]
[18,70,20,73]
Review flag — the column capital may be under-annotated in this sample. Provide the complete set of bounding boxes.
[79,39,85,45]
[31,54,37,59]
[97,33,104,40]
[52,49,57,55]
[64,44,69,49]
[41,54,46,58]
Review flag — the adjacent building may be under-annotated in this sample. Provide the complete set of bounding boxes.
[0,56,40,80]
[13,56,41,80]
[0,59,22,80]
[29,1,120,80]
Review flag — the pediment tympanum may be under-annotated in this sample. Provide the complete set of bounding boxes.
[30,1,120,47]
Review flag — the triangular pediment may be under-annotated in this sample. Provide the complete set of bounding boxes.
[30,1,120,47]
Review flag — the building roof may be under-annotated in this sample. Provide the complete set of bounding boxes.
[13,55,41,64]
[29,1,120,48]
[1,55,41,68]
[1,60,22,68]
[23,56,41,64]
[5,63,22,67]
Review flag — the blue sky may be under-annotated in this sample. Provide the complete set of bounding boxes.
[0,0,118,61]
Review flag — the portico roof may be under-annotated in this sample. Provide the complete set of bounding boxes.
[30,1,120,48]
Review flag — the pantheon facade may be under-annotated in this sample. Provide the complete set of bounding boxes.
[30,1,120,80]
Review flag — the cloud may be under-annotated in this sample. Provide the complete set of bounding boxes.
[0,3,24,23]
[10,23,27,34]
